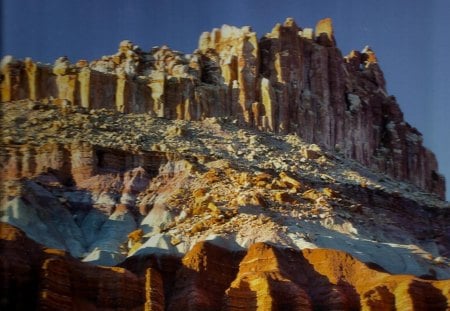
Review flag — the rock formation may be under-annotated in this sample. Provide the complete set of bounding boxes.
[1,17,449,310]
[1,17,445,198]
[1,223,449,310]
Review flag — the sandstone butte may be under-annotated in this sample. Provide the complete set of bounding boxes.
[1,17,449,310]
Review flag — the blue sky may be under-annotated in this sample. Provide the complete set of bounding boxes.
[2,0,449,199]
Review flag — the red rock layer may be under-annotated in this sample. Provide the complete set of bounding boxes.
[2,223,449,310]
[0,142,172,186]
[0,222,155,310]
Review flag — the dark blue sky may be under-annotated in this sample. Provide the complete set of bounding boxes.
[2,0,449,199]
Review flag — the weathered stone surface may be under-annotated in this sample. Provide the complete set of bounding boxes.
[2,224,449,310]
[0,141,174,262]
[1,98,449,276]
[1,16,449,311]
[0,142,168,187]
[225,243,313,310]
[315,17,335,46]
[167,241,245,311]
[0,17,444,197]
[199,24,259,123]
[0,223,147,310]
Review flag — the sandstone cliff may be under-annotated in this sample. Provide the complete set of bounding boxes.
[1,17,445,198]
[1,17,450,310]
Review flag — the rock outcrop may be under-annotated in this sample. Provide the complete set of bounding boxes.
[1,223,449,310]
[0,141,171,186]
[1,16,449,310]
[0,223,149,310]
[1,17,445,198]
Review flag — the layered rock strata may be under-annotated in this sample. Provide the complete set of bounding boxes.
[0,141,175,185]
[0,17,445,198]
[1,223,449,310]
[1,16,449,310]
[1,99,449,277]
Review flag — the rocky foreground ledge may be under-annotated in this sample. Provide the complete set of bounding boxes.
[1,17,450,310]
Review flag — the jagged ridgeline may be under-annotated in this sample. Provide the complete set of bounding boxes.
[0,17,445,198]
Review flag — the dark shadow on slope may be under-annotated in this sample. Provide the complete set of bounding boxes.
[408,280,448,311]
[270,245,361,311]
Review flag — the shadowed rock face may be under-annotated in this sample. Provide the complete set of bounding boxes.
[0,141,171,186]
[0,17,445,198]
[1,223,449,310]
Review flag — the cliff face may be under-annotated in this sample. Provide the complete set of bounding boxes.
[1,17,450,310]
[0,17,445,198]
[0,140,172,186]
[1,223,449,310]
